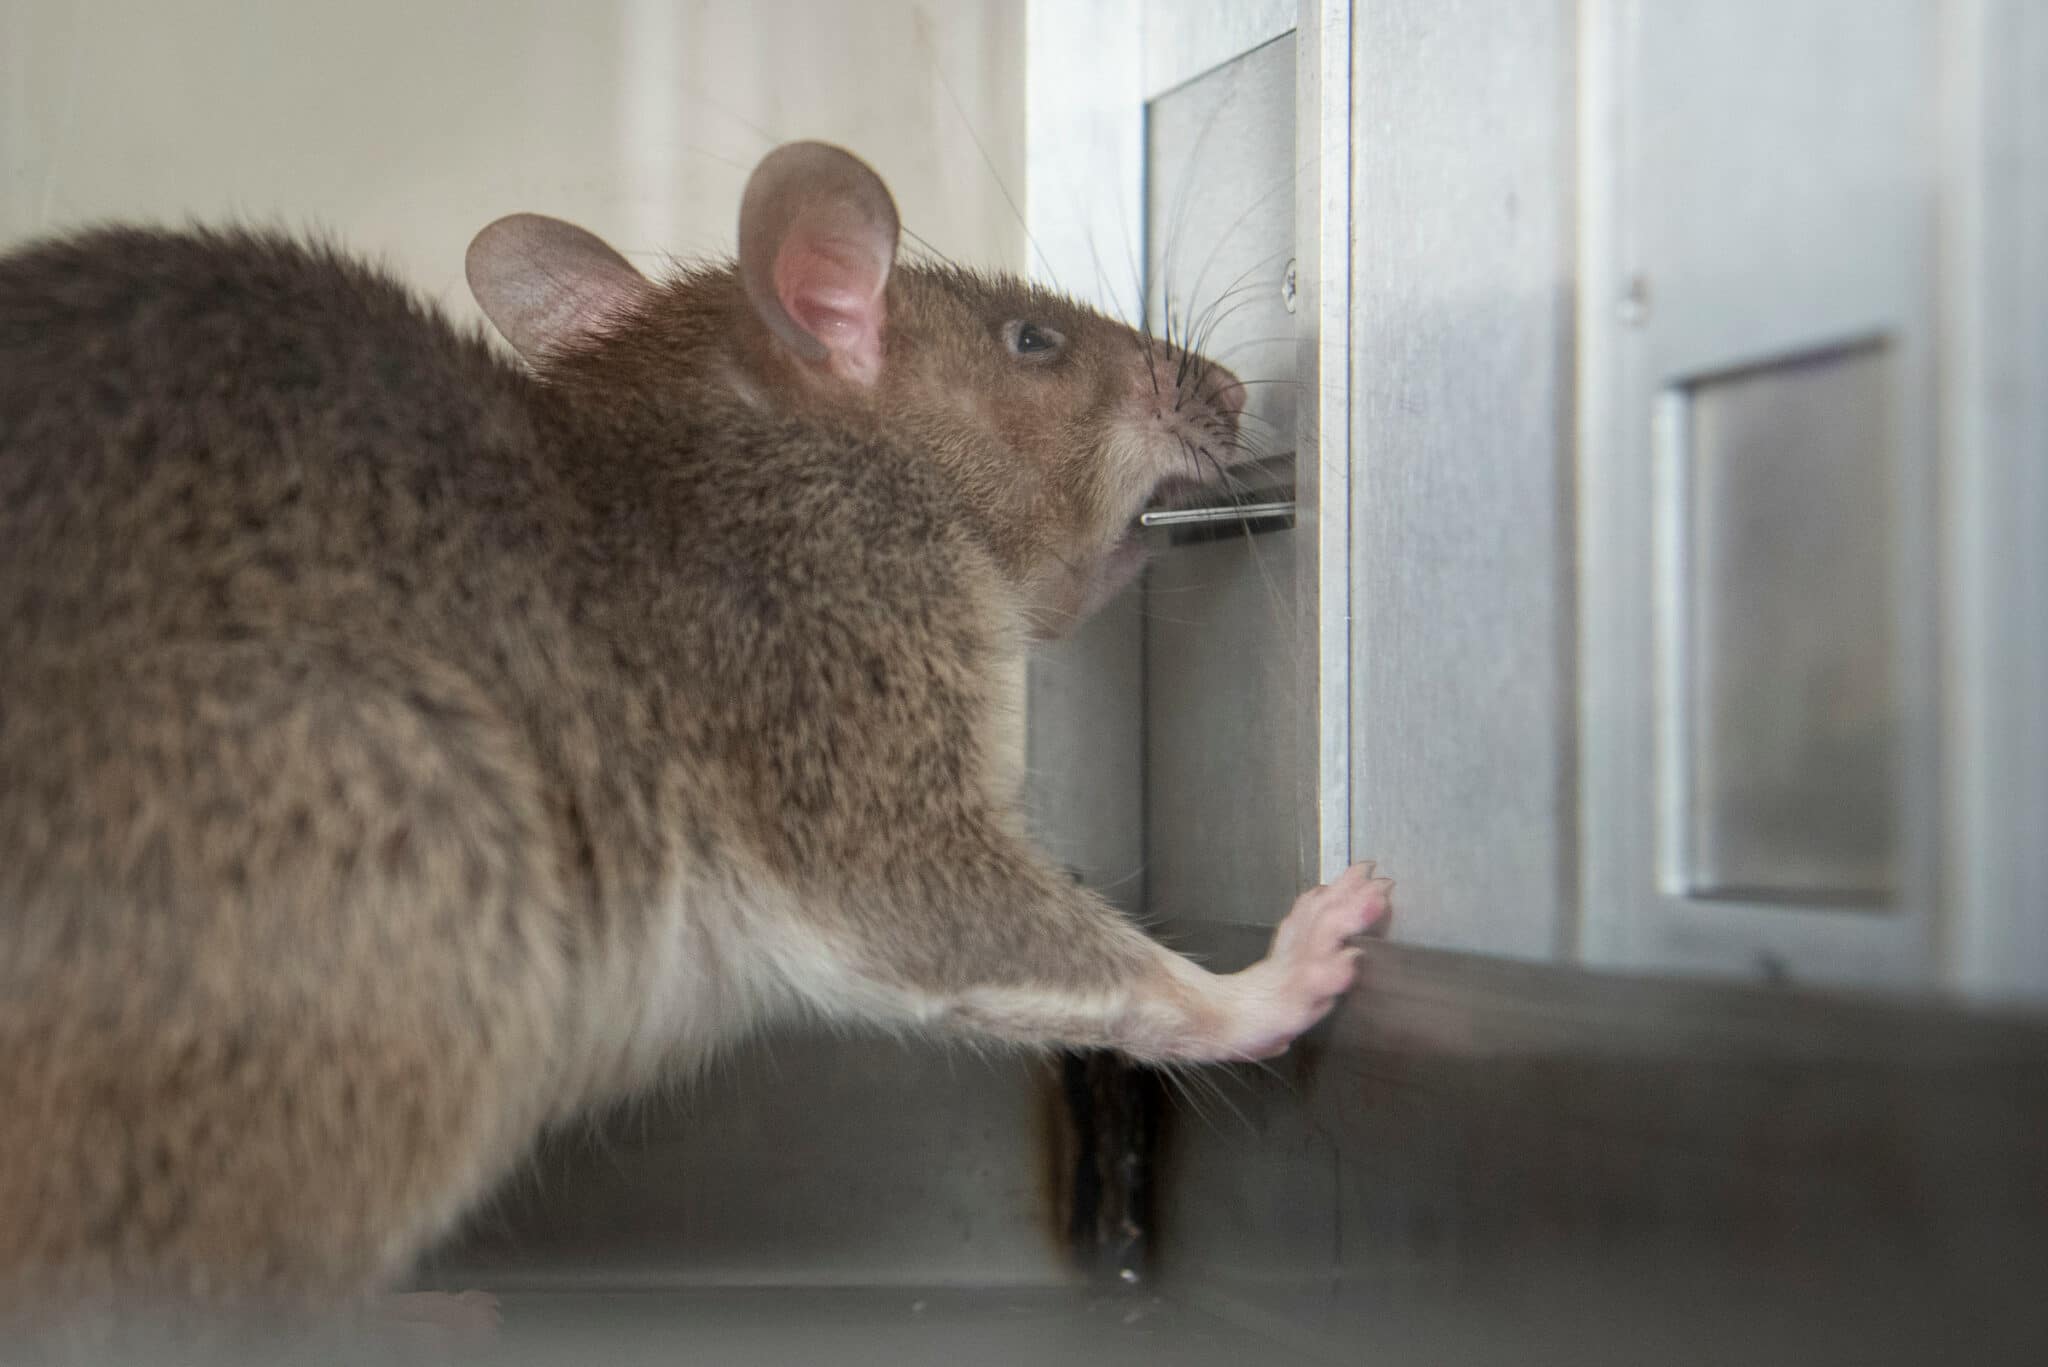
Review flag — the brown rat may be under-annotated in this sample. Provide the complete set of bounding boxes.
[0,141,1391,1337]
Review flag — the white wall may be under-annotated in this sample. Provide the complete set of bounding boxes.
[1,0,1026,319]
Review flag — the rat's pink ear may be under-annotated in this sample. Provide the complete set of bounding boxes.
[466,214,653,366]
[738,142,899,388]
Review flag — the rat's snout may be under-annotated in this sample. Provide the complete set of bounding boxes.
[1117,339,1251,496]
[1114,341,1258,522]
[1206,367,1247,423]
[1146,345,1246,429]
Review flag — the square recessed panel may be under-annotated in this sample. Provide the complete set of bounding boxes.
[1674,341,1899,905]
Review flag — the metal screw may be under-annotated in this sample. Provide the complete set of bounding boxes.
[1618,273,1652,327]
[1280,258,1299,313]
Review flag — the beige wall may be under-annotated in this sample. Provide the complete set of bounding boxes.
[1,0,1025,322]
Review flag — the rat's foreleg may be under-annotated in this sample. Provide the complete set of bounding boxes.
[764,831,1391,1063]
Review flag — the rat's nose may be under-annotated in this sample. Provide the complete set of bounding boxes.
[1205,365,1247,421]
[1153,349,1246,422]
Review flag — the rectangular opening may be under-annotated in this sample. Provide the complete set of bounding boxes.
[1658,340,1901,906]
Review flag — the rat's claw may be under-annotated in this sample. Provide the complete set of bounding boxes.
[1226,863,1394,1059]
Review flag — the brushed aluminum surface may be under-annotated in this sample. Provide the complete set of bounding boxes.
[1345,0,1579,959]
[1579,0,1940,986]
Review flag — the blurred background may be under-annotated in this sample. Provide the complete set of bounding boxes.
[3,1,2043,1362]
[2,0,1028,321]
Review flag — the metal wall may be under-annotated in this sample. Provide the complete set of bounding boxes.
[1578,0,1943,987]
[1344,0,1580,960]
[1034,0,2048,1002]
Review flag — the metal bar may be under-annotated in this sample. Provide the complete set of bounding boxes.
[1138,500,1295,528]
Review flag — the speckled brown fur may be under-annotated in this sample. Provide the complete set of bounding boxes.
[0,143,1389,1339]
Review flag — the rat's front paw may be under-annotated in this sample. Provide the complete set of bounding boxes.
[1229,862,1393,1059]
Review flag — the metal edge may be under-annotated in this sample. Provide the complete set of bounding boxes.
[1141,0,1296,103]
[1938,0,2048,1001]
[1934,0,1988,994]
[1648,385,1691,901]
[1574,0,1630,965]
[1299,0,1351,887]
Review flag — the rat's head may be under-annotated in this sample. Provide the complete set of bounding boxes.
[467,141,1249,637]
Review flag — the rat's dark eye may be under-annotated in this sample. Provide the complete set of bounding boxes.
[1003,320,1065,360]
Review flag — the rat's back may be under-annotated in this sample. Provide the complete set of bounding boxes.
[0,225,551,663]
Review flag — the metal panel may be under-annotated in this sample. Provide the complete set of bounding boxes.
[1670,343,1900,903]
[1941,0,2048,1001]
[1146,533,1303,931]
[1142,34,1303,932]
[432,1035,1071,1288]
[1579,0,1940,986]
[1154,921,2048,1367]
[1346,0,1579,959]
[1024,598,1147,911]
